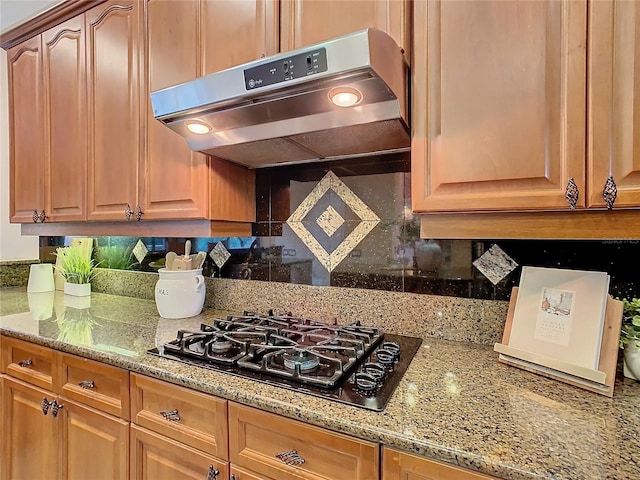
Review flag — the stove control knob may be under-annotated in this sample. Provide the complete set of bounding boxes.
[376,349,396,365]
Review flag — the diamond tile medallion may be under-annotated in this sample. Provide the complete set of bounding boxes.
[209,241,231,269]
[287,171,380,272]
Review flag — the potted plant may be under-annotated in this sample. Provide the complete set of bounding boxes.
[56,246,99,297]
[620,297,640,380]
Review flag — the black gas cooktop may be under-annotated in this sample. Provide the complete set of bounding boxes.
[149,312,422,411]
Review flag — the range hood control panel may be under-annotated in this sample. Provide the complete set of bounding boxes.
[244,48,327,90]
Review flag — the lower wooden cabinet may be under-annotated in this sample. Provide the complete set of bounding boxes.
[231,465,272,480]
[1,376,129,480]
[61,397,129,480]
[229,402,379,480]
[1,377,56,480]
[130,425,228,480]
[383,447,498,480]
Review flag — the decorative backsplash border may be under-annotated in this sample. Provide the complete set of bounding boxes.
[91,267,508,346]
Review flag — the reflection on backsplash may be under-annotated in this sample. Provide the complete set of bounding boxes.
[38,154,640,301]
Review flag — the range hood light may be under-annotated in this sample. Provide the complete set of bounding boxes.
[186,121,212,135]
[329,87,363,107]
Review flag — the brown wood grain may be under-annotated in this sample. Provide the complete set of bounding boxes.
[587,0,640,209]
[412,0,587,213]
[419,210,640,239]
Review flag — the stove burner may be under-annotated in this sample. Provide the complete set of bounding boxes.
[283,349,320,372]
[150,311,422,411]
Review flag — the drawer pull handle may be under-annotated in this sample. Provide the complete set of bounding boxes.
[160,409,180,422]
[51,400,64,418]
[125,204,133,221]
[41,397,53,415]
[276,449,305,466]
[18,359,33,367]
[78,380,95,389]
[206,465,220,480]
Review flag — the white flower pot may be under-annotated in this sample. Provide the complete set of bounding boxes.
[64,282,91,297]
[623,343,640,381]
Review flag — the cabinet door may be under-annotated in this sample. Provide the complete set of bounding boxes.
[1,377,57,480]
[59,397,128,480]
[86,0,144,221]
[42,15,87,222]
[130,425,228,480]
[412,0,587,212]
[202,0,279,74]
[383,447,497,480]
[143,0,208,220]
[588,0,640,208]
[280,0,409,59]
[7,36,45,223]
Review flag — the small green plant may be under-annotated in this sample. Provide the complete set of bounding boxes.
[620,297,640,349]
[56,246,99,284]
[95,245,136,270]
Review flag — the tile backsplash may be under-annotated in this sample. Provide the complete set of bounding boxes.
[39,153,639,301]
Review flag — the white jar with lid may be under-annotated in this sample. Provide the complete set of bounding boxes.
[155,268,205,319]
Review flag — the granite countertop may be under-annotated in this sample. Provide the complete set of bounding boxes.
[1,287,638,480]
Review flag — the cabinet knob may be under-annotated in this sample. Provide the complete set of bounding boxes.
[135,204,144,221]
[39,210,47,223]
[125,204,133,221]
[32,210,40,223]
[78,380,95,389]
[275,449,305,466]
[160,409,180,422]
[18,359,33,368]
[564,178,579,210]
[230,475,236,480]
[206,465,220,480]
[51,400,64,418]
[602,175,618,210]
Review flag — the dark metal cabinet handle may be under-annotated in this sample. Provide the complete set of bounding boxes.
[565,178,579,210]
[41,397,53,415]
[39,210,47,223]
[32,210,40,223]
[78,380,95,389]
[230,475,236,480]
[135,204,144,221]
[124,204,133,220]
[603,175,618,210]
[275,449,305,466]
[206,465,219,480]
[18,359,33,367]
[160,409,180,422]
[51,400,64,418]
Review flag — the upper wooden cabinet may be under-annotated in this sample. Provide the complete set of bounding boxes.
[7,35,45,223]
[412,0,587,213]
[42,15,87,222]
[143,0,272,221]
[9,14,88,224]
[85,0,144,221]
[588,0,640,209]
[280,0,410,60]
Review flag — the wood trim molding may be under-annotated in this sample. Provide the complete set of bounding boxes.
[0,0,108,50]
[420,210,640,239]
[20,220,253,237]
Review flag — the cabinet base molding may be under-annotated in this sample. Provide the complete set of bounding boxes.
[20,220,252,238]
[420,210,640,239]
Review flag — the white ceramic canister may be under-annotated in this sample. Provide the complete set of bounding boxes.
[155,268,205,319]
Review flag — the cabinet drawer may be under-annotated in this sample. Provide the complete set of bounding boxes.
[130,373,228,460]
[1,337,57,391]
[229,403,379,480]
[59,352,129,419]
[231,465,271,480]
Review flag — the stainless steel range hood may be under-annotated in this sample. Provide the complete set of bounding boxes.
[150,28,409,168]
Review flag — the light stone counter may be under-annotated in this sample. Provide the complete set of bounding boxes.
[1,287,638,480]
